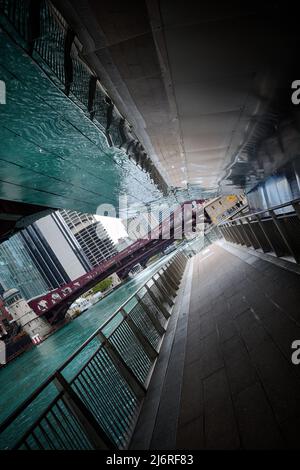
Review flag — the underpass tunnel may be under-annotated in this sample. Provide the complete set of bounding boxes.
[1,0,300,452]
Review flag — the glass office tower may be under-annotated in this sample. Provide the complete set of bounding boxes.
[0,234,48,300]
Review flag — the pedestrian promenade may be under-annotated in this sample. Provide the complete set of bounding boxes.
[131,242,300,449]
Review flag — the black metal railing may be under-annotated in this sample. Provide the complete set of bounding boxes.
[0,0,168,194]
[0,251,188,450]
[217,198,300,264]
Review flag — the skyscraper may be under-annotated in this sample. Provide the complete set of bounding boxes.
[0,209,117,300]
[21,212,92,289]
[0,234,49,300]
[60,210,117,268]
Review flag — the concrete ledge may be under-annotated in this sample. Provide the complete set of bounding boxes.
[129,257,194,450]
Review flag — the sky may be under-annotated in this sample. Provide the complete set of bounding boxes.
[96,215,128,243]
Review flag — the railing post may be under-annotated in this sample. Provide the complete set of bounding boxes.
[227,222,240,244]
[27,0,42,56]
[173,255,185,270]
[164,265,180,288]
[145,284,171,320]
[97,332,146,398]
[172,255,186,275]
[120,309,158,360]
[218,226,226,240]
[168,260,181,279]
[54,371,113,450]
[136,294,166,335]
[223,224,234,243]
[152,276,174,307]
[159,267,179,292]
[238,220,252,247]
[64,27,75,96]
[269,210,300,263]
[88,76,97,120]
[227,224,236,243]
[232,220,246,245]
[245,217,265,251]
[255,214,280,256]
[105,97,114,146]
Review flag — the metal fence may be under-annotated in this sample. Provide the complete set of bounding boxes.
[217,198,300,264]
[0,251,188,450]
[0,0,168,194]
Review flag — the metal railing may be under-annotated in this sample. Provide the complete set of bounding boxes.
[0,0,168,194]
[0,251,188,450]
[217,198,300,264]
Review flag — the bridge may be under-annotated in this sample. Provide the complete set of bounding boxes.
[29,237,171,323]
[28,201,203,323]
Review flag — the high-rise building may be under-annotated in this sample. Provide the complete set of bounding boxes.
[0,211,92,300]
[0,235,49,300]
[3,288,52,344]
[0,209,116,301]
[60,210,117,267]
[123,205,172,241]
[116,236,133,252]
[22,212,91,289]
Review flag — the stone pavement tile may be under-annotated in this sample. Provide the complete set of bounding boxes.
[185,330,202,366]
[178,359,203,426]
[228,296,249,319]
[253,301,300,362]
[234,382,285,449]
[176,417,204,449]
[190,299,212,316]
[224,354,258,397]
[205,404,240,449]
[249,339,300,423]
[221,335,249,363]
[216,313,237,343]
[197,332,224,378]
[243,290,271,312]
[186,313,201,333]
[150,399,181,450]
[234,309,269,351]
[266,288,300,322]
[199,312,216,339]
[211,297,228,317]
[203,368,231,411]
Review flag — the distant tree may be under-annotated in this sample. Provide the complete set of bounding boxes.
[92,277,113,294]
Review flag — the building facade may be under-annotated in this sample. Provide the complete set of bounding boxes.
[3,288,52,344]
[22,212,91,290]
[60,210,117,267]
[0,235,49,300]
[0,209,117,301]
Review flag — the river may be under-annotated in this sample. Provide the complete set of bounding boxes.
[0,254,171,430]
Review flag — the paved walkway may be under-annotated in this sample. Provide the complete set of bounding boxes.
[131,242,300,449]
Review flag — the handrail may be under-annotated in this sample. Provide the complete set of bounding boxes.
[217,197,300,265]
[218,197,300,225]
[0,250,185,448]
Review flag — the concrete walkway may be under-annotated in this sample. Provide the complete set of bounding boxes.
[131,242,300,449]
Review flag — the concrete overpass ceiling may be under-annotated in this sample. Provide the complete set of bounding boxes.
[0,2,166,220]
[54,0,300,197]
